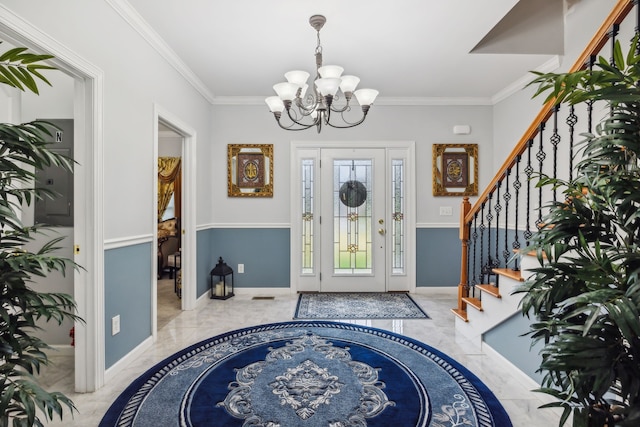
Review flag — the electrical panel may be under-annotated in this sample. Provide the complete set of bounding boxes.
[34,118,74,227]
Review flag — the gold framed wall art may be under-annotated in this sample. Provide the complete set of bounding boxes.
[227,144,273,197]
[433,143,478,196]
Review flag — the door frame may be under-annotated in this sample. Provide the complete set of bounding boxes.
[152,104,198,342]
[0,7,105,392]
[290,141,416,294]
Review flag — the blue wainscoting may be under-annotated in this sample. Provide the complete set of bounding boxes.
[196,227,462,292]
[204,228,291,290]
[104,243,153,369]
[416,227,461,287]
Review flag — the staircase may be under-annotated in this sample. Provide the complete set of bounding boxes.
[452,0,637,349]
[453,255,532,347]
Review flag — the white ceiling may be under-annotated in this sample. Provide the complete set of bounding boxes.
[124,0,569,104]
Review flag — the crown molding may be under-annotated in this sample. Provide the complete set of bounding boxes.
[212,96,494,107]
[106,0,215,104]
[492,55,561,104]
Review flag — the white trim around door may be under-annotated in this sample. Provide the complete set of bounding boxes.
[290,141,416,294]
[0,5,106,392]
[153,104,198,344]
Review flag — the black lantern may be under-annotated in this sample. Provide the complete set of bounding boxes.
[210,257,234,299]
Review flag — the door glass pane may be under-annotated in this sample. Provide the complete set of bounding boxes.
[392,159,405,274]
[301,159,314,274]
[333,159,372,275]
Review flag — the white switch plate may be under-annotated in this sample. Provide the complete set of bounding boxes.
[238,263,245,273]
[112,315,120,336]
[440,206,453,216]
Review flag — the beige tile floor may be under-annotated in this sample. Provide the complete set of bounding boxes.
[39,283,563,426]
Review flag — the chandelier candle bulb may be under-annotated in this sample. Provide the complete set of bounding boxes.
[318,65,344,78]
[265,96,285,113]
[354,89,379,106]
[284,70,310,86]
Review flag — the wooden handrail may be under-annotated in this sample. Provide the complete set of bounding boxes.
[464,0,635,225]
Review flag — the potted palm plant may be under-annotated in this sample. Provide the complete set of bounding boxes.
[515,36,640,426]
[0,43,82,425]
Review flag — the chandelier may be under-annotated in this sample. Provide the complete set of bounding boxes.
[265,15,379,133]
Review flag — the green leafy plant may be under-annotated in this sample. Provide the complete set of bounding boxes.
[0,41,82,426]
[515,36,640,426]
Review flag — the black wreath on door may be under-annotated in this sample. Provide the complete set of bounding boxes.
[339,180,367,208]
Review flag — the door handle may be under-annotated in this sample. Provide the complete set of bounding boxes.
[378,228,386,235]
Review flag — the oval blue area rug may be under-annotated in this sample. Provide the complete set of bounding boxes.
[100,321,512,427]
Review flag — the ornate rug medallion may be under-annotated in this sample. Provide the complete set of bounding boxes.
[100,322,512,427]
[218,333,393,425]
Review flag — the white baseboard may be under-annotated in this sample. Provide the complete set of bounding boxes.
[46,344,74,357]
[413,286,458,296]
[104,336,154,383]
[232,287,294,297]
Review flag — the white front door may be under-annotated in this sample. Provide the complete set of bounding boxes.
[320,148,386,292]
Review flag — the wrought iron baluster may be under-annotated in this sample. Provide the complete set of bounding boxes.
[479,203,486,286]
[551,105,560,202]
[512,155,522,271]
[465,220,472,292]
[567,105,577,185]
[609,24,620,117]
[503,169,511,267]
[610,23,619,66]
[536,123,546,230]
[524,140,534,246]
[587,55,596,133]
[494,182,501,268]
[472,212,478,286]
[486,193,494,279]
[636,0,640,42]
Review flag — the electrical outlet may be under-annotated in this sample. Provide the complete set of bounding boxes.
[112,315,120,336]
[238,264,245,273]
[439,206,453,216]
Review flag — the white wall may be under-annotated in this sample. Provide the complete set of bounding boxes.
[1,0,214,239]
[493,0,618,165]
[210,103,494,227]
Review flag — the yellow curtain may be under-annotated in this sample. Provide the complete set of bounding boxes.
[158,157,182,219]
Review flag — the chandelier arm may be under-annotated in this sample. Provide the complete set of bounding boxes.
[278,121,317,131]
[328,92,352,113]
[294,97,320,114]
[324,108,371,129]
[274,114,317,131]
[329,103,351,113]
[285,106,321,130]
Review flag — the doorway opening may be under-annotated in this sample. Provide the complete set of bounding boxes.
[157,122,183,330]
[0,15,105,392]
[152,104,198,343]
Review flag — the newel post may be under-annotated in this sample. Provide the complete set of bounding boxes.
[458,197,471,312]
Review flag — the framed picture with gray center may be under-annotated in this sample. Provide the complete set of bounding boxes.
[432,143,478,196]
[227,144,273,197]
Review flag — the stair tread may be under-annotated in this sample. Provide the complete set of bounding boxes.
[492,268,524,282]
[451,308,468,322]
[462,297,483,311]
[476,284,501,298]
[514,248,547,259]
